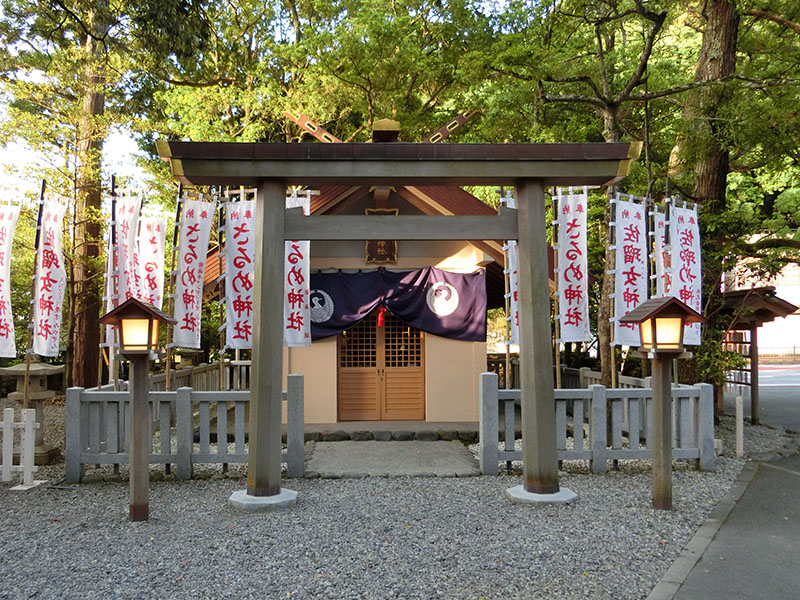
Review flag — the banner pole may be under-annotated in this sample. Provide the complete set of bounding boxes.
[98,176,115,389]
[165,184,183,391]
[23,180,46,410]
[218,193,227,391]
[553,187,562,390]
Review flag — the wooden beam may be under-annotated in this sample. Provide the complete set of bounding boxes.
[156,139,642,188]
[395,186,506,264]
[423,110,480,143]
[283,206,518,241]
[283,110,342,144]
[165,157,632,187]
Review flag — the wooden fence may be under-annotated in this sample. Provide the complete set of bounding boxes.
[478,372,715,475]
[1,408,39,486]
[65,374,303,483]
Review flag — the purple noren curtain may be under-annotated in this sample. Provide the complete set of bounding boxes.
[309,267,486,342]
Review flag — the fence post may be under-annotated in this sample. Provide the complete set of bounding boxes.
[479,372,499,475]
[2,407,13,482]
[579,367,590,388]
[21,409,38,486]
[65,387,85,484]
[287,374,305,478]
[176,387,193,480]
[590,384,608,473]
[698,383,716,471]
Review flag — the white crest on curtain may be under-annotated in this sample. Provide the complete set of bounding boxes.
[137,215,167,309]
[613,195,648,347]
[284,190,311,347]
[32,199,67,356]
[0,204,21,357]
[669,202,702,345]
[172,199,216,349]
[502,191,519,345]
[556,186,591,342]
[224,199,256,349]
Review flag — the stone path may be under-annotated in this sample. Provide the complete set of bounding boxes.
[304,440,481,478]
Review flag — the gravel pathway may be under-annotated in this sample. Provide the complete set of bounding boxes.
[1,398,797,600]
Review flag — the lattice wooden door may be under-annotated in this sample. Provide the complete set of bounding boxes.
[337,309,425,421]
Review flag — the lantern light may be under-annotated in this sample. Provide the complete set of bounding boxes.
[619,296,705,355]
[99,297,176,356]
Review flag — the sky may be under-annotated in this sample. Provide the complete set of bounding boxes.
[0,128,147,202]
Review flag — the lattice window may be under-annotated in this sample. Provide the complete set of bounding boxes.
[339,315,377,368]
[385,313,422,368]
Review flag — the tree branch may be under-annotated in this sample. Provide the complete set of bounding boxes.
[537,81,608,109]
[748,237,800,251]
[544,75,604,100]
[746,9,800,35]
[613,9,666,104]
[488,66,533,81]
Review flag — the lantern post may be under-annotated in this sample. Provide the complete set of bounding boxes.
[99,298,175,521]
[620,297,705,509]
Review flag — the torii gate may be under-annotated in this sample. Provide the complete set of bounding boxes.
[157,140,641,507]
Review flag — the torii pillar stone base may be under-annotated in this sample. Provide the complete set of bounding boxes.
[506,485,578,506]
[229,489,298,511]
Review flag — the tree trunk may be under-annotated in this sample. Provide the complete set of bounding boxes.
[674,0,739,386]
[691,0,738,214]
[598,108,621,388]
[72,11,106,388]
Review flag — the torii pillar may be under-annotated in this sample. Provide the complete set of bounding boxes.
[229,179,298,510]
[506,180,577,504]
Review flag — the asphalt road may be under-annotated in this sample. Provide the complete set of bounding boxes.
[724,364,800,432]
[673,453,800,600]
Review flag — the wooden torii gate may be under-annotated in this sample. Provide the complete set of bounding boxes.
[157,139,641,506]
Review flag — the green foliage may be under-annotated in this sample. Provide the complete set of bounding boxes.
[0,0,799,380]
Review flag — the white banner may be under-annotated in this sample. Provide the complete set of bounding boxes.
[505,241,520,345]
[173,199,215,349]
[669,203,702,345]
[32,199,67,356]
[652,207,671,297]
[115,195,142,302]
[556,187,591,342]
[502,191,519,345]
[0,204,21,357]
[613,196,648,347]
[225,200,256,349]
[284,191,311,347]
[137,215,167,308]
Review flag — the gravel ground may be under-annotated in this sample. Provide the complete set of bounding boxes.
[1,397,797,600]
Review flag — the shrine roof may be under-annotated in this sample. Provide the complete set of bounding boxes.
[720,286,798,330]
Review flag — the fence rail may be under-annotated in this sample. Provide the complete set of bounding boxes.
[66,374,303,483]
[478,372,715,475]
[1,408,39,486]
[149,360,251,392]
[560,366,651,389]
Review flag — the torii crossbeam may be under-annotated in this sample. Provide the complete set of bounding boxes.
[157,139,641,506]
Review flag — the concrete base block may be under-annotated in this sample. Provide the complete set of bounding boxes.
[11,480,47,491]
[13,444,60,466]
[506,485,578,506]
[228,488,298,511]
